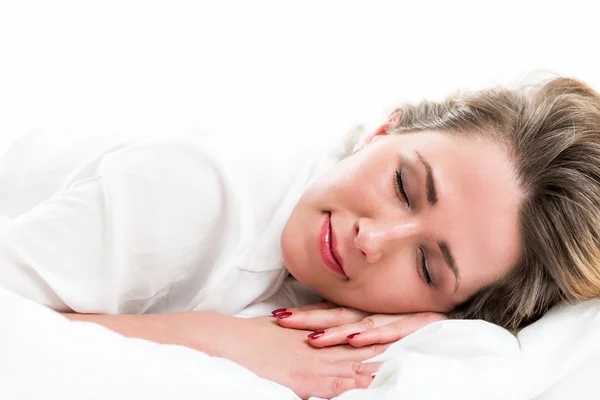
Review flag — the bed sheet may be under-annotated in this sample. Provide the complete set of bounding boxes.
[2,134,600,399]
[2,278,600,399]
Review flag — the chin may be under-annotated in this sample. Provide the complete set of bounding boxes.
[282,252,313,290]
[280,237,321,297]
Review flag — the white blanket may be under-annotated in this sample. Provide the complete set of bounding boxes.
[2,279,600,399]
[1,133,599,399]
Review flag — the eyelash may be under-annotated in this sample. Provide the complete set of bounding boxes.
[395,168,434,288]
[394,168,410,207]
[420,246,433,287]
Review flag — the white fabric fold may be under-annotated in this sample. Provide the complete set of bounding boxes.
[2,131,600,399]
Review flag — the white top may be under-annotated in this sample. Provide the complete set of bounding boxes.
[0,129,343,315]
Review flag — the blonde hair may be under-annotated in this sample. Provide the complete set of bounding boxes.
[350,76,600,331]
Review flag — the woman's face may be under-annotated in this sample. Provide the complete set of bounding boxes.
[281,129,525,313]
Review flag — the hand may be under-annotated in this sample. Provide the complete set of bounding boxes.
[203,314,388,399]
[61,311,387,399]
[272,302,447,348]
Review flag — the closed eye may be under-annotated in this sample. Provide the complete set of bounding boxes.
[419,246,434,287]
[395,166,433,288]
[394,168,410,207]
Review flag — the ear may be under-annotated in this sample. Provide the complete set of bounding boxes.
[352,121,391,153]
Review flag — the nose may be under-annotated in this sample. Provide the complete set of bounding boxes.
[353,217,419,263]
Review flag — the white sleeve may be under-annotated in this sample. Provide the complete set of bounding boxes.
[0,134,234,314]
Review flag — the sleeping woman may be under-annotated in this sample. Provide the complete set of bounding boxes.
[1,76,599,399]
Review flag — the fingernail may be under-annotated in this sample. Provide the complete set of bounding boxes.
[308,331,325,340]
[347,332,361,339]
[271,308,287,316]
[276,311,293,319]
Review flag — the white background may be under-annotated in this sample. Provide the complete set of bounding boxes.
[0,4,599,399]
[0,0,598,154]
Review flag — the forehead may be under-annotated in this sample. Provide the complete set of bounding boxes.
[394,131,524,296]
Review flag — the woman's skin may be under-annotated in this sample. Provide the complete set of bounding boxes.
[282,124,525,314]
[62,311,382,400]
[277,124,526,350]
[60,124,526,399]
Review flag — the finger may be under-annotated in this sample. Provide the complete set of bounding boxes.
[355,373,376,389]
[275,306,370,331]
[330,343,391,362]
[346,325,402,347]
[324,361,384,379]
[354,361,383,377]
[314,376,370,399]
[348,362,382,379]
[347,313,446,347]
[306,320,369,347]
[270,301,337,317]
[291,300,338,312]
[304,361,380,399]
[307,315,402,348]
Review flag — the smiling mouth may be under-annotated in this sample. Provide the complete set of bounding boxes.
[319,212,347,278]
[330,239,343,268]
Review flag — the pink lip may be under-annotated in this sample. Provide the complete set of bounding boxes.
[319,212,347,278]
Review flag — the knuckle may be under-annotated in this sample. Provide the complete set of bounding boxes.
[351,362,364,375]
[362,317,376,329]
[391,320,405,330]
[332,307,348,319]
[369,344,386,355]
[332,377,347,393]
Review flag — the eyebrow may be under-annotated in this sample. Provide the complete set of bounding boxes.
[439,241,460,293]
[415,151,438,206]
[414,151,460,293]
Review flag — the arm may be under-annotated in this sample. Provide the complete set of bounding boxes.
[59,311,385,400]
[60,311,220,353]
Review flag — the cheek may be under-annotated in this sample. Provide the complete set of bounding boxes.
[348,271,440,314]
[333,274,410,313]
[280,206,310,281]
[323,151,378,185]
[364,279,412,312]
[279,221,296,273]
[317,160,391,212]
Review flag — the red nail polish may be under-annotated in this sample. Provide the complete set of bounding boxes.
[308,331,325,340]
[347,332,361,339]
[276,311,293,319]
[271,308,287,316]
